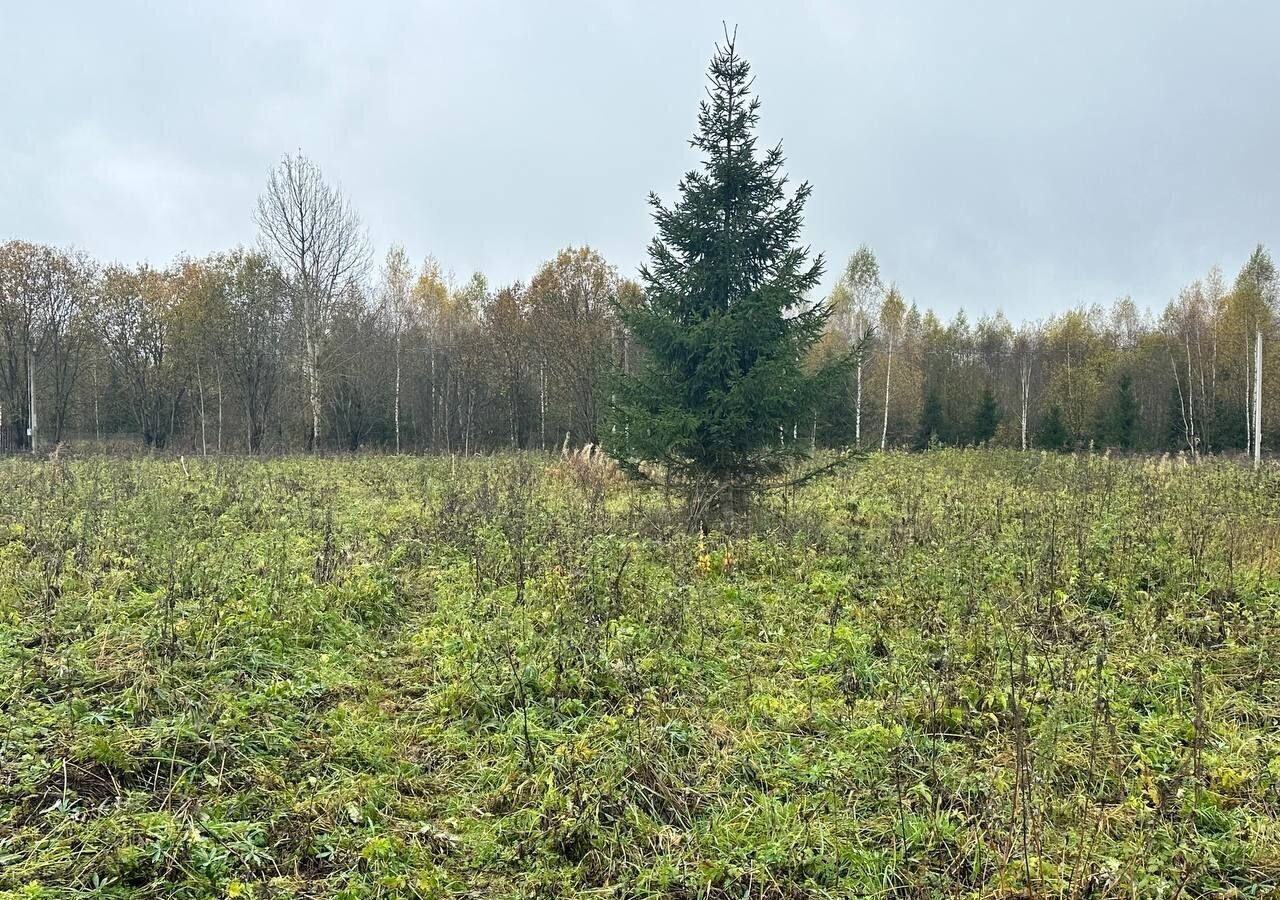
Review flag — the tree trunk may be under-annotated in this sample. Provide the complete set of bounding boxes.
[442,370,451,454]
[27,349,36,455]
[854,361,862,447]
[880,337,893,451]
[1020,359,1031,451]
[93,358,101,444]
[1255,329,1263,469]
[465,388,475,456]
[304,316,321,453]
[197,362,207,458]
[510,364,519,449]
[1185,334,1198,460]
[1170,351,1193,457]
[1196,325,1208,451]
[1210,318,1218,452]
[1245,333,1252,458]
[393,331,401,454]
[216,361,223,453]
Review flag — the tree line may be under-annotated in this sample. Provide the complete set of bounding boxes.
[1,165,1274,458]
[820,243,1276,461]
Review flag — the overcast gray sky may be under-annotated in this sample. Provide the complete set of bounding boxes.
[3,1,1277,319]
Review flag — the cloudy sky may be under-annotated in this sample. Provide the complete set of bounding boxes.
[4,1,1277,319]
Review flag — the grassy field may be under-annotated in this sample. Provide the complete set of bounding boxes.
[1,451,1278,899]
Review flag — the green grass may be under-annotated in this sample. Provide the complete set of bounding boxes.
[1,450,1278,898]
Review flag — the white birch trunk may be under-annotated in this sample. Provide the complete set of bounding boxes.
[28,349,36,455]
[304,315,321,454]
[854,362,862,447]
[1255,330,1263,469]
[1185,334,1197,460]
[1171,351,1193,456]
[197,362,207,458]
[393,331,401,454]
[880,337,893,451]
[1020,359,1031,451]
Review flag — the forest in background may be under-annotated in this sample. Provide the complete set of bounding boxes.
[1,158,1275,458]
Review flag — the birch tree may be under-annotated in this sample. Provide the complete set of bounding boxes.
[878,286,906,450]
[378,246,413,453]
[1255,329,1263,468]
[1234,246,1276,466]
[1013,324,1039,450]
[828,245,881,446]
[1163,284,1208,459]
[256,153,368,452]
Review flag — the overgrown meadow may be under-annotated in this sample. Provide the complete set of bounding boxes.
[2,451,1278,898]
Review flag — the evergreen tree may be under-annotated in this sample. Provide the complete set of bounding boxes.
[971,384,1001,445]
[1096,372,1137,449]
[1036,404,1070,451]
[916,384,946,449]
[606,33,848,511]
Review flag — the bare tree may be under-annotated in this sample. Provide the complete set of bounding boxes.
[96,265,190,449]
[0,242,90,450]
[256,153,368,452]
[212,250,288,453]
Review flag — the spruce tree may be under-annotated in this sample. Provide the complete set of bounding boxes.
[971,385,1001,445]
[1097,372,1137,449]
[607,33,848,512]
[916,385,946,449]
[1036,404,1070,451]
